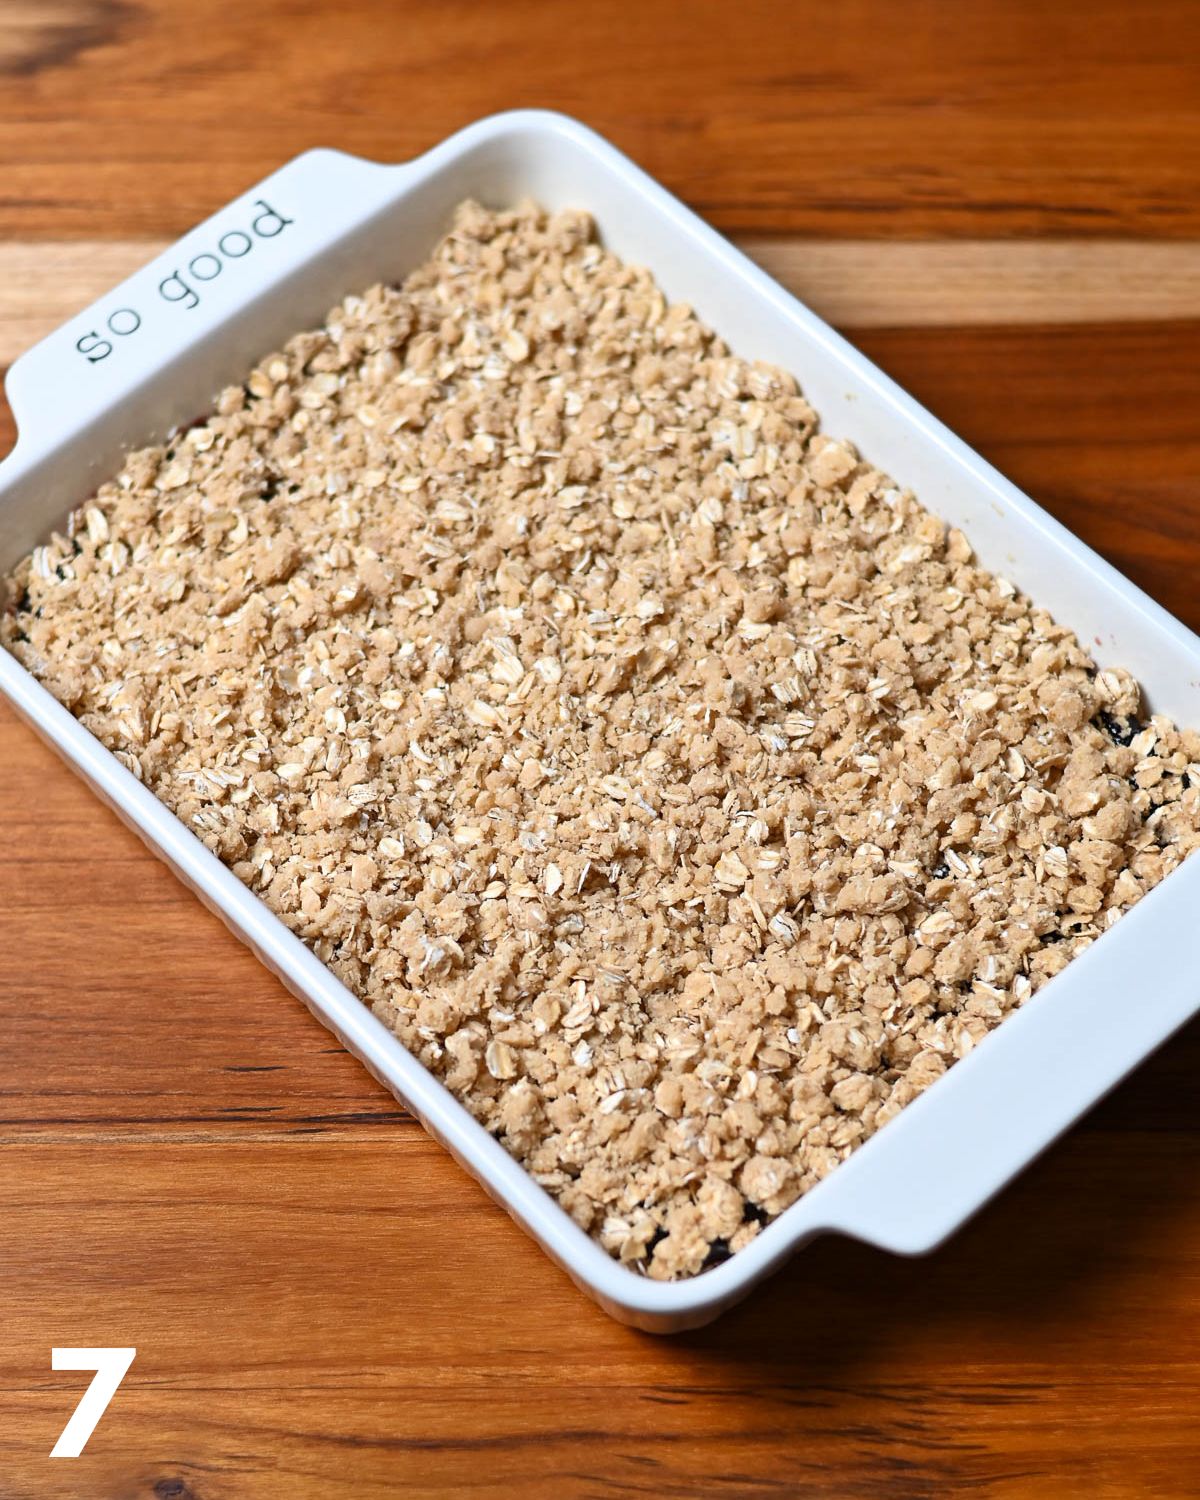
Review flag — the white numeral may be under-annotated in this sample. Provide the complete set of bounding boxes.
[49,1347,136,1457]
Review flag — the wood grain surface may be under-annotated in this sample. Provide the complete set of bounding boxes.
[2,3,1200,1497]
[0,239,1198,370]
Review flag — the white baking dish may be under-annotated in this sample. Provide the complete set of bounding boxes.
[3,110,1199,1332]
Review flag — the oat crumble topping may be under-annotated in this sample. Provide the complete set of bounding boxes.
[5,201,1200,1279]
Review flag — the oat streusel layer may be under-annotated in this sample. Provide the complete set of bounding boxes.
[5,202,1200,1279]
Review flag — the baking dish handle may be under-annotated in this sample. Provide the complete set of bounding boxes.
[0,147,406,476]
[812,859,1200,1256]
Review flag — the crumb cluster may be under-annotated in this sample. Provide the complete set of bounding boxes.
[5,202,1200,1278]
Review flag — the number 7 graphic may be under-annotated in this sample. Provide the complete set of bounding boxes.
[50,1348,136,1458]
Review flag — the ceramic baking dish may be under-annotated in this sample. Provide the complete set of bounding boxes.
[3,110,1199,1332]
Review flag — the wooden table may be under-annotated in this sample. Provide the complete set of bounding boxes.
[3,3,1199,1495]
